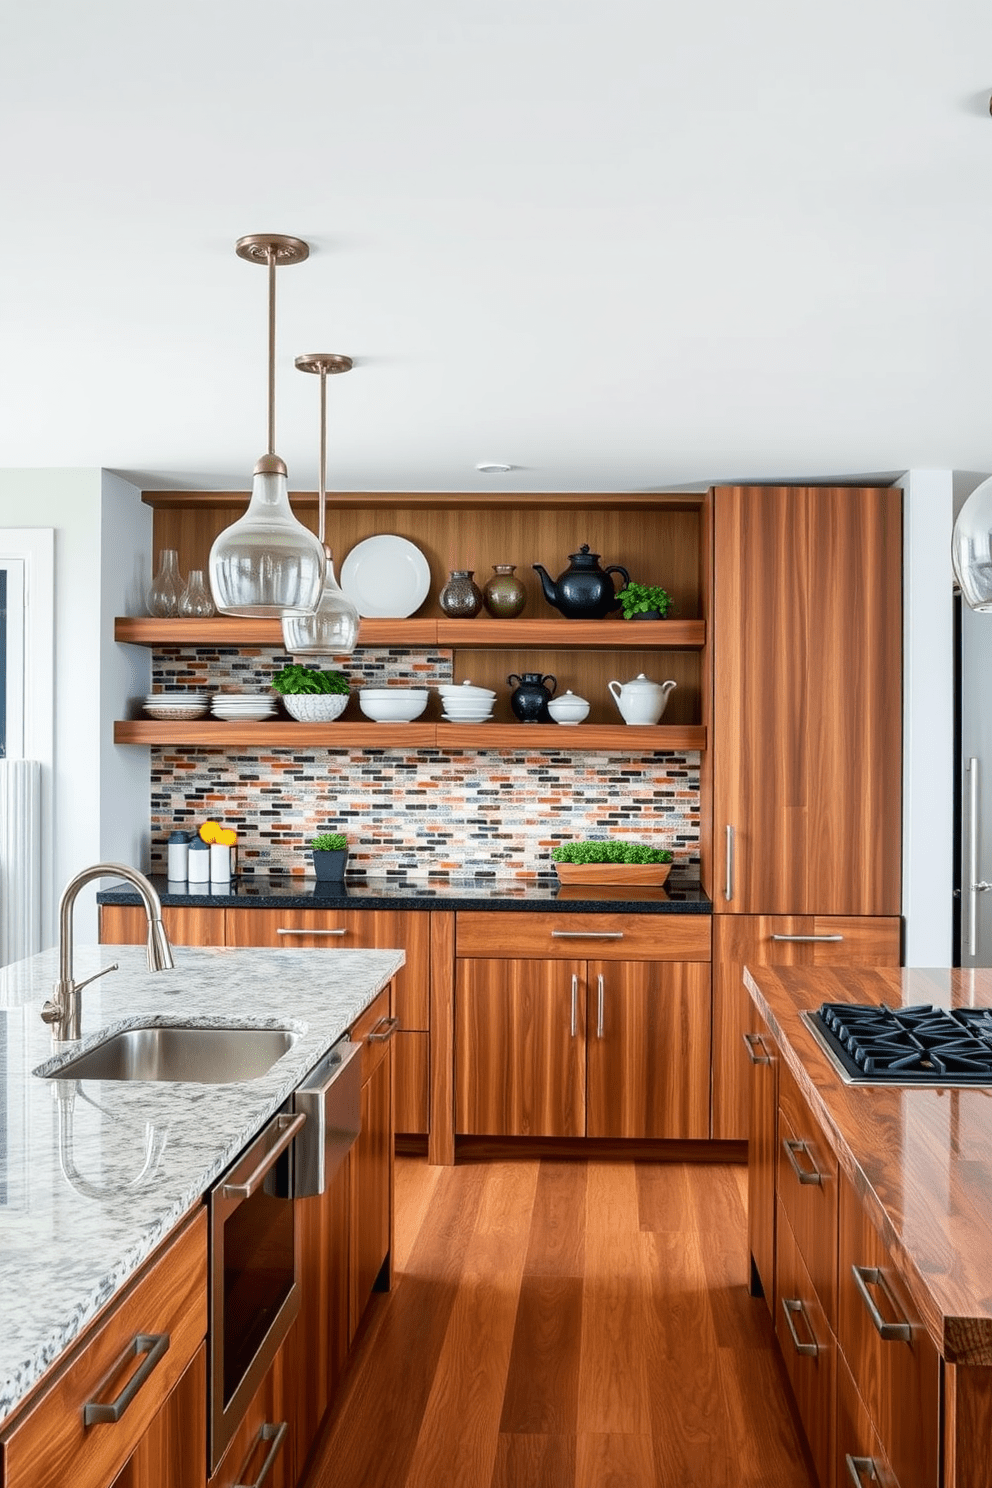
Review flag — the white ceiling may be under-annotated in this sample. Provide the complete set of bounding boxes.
[2,0,991,494]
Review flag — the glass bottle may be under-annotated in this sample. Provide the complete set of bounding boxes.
[146,549,184,617]
[179,569,217,618]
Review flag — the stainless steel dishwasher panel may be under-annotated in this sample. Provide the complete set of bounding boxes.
[292,1037,362,1197]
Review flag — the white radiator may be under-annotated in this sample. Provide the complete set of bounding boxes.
[0,759,43,967]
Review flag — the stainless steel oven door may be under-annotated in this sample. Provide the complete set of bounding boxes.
[209,1107,305,1473]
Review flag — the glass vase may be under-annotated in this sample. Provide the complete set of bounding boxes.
[147,549,184,617]
[178,569,217,618]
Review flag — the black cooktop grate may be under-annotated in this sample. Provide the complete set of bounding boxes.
[809,1003,992,1084]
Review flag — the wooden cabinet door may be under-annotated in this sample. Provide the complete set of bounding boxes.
[290,1155,351,1475]
[712,914,901,1140]
[349,1049,393,1340]
[111,1346,206,1488]
[393,1029,429,1135]
[454,958,586,1137]
[746,1016,777,1318]
[100,904,225,947]
[585,960,710,1138]
[713,486,902,917]
[774,1200,834,1488]
[207,1340,293,1488]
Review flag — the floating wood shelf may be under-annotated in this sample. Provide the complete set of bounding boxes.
[114,720,707,752]
[114,617,706,650]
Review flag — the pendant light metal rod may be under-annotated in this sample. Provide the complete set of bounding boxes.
[294,353,353,548]
[267,246,277,457]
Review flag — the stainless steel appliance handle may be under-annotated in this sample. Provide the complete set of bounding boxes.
[276,927,347,936]
[220,1112,306,1200]
[781,1297,819,1356]
[725,824,734,902]
[851,1265,912,1342]
[846,1457,879,1487]
[782,1137,823,1186]
[596,974,604,1039]
[770,934,844,943]
[742,1031,771,1065]
[368,1015,400,1042]
[570,974,578,1038]
[83,1332,170,1424]
[551,930,624,940]
[235,1422,288,1488]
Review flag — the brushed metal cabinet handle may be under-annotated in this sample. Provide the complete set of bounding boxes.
[368,1015,400,1042]
[782,1137,823,1186]
[725,824,734,902]
[596,974,604,1039]
[846,1456,879,1487]
[83,1332,170,1424]
[851,1265,912,1342]
[551,930,624,940]
[969,757,979,958]
[770,934,844,943]
[220,1112,306,1200]
[276,926,347,936]
[235,1421,288,1488]
[571,974,578,1038]
[781,1297,819,1356]
[742,1031,771,1065]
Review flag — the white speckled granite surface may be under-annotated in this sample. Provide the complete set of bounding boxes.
[0,941,404,1425]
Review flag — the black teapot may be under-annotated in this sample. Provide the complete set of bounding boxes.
[532,545,631,620]
[507,672,557,723]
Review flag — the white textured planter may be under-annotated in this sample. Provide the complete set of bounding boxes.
[281,693,349,723]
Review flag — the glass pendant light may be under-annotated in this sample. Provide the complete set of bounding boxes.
[209,234,326,617]
[282,353,361,655]
[952,477,992,611]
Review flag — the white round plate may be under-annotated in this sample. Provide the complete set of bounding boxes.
[340,535,431,618]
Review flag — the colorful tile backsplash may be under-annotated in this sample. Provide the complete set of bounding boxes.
[149,648,701,879]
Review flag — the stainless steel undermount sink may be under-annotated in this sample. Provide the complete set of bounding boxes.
[39,1025,299,1084]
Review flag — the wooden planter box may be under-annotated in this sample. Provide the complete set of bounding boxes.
[553,861,673,886]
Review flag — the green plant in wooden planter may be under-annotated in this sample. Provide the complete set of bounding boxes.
[551,841,673,864]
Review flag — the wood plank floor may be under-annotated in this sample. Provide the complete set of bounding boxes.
[305,1157,815,1488]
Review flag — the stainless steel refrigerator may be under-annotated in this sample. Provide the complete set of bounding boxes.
[956,595,992,964]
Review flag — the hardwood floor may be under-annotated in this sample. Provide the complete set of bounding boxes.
[304,1157,814,1488]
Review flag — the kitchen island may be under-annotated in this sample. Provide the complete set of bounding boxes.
[0,941,403,1429]
[745,963,992,1488]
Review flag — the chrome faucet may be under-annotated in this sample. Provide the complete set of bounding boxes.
[41,863,175,1041]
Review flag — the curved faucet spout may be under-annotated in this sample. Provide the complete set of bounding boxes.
[42,863,174,1042]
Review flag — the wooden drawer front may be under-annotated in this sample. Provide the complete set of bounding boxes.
[777,1063,838,1325]
[2,1209,208,1488]
[393,1030,429,1134]
[113,1344,207,1488]
[774,1201,834,1488]
[838,1172,939,1488]
[209,1339,292,1488]
[350,987,394,1086]
[226,908,429,1030]
[101,904,226,948]
[455,910,711,962]
[836,1351,900,1488]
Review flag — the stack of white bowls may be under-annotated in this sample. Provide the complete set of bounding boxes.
[211,692,278,722]
[144,692,210,720]
[438,682,496,723]
[358,687,429,722]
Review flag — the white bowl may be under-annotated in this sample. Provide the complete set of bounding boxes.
[211,707,277,722]
[438,684,496,699]
[442,713,493,724]
[281,693,349,723]
[547,691,591,725]
[359,690,428,722]
[442,706,495,719]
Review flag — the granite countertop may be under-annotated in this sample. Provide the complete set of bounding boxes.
[745,963,992,1367]
[0,941,403,1426]
[97,873,712,914]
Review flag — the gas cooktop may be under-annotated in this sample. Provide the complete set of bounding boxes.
[802,1002,992,1087]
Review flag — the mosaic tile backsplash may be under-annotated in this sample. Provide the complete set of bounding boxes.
[149,648,701,880]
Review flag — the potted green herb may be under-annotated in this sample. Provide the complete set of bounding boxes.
[617,582,673,621]
[550,839,674,885]
[272,664,350,722]
[310,832,349,883]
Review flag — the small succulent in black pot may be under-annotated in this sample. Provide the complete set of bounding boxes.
[310,832,348,882]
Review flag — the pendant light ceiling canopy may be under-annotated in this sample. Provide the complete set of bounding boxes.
[952,477,992,612]
[281,353,361,656]
[208,234,326,618]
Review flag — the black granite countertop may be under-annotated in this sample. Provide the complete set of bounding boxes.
[97,874,712,915]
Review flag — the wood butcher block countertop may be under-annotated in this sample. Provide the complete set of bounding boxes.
[745,964,992,1368]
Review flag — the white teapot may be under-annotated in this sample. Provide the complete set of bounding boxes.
[607,673,676,726]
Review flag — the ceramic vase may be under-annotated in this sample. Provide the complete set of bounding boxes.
[439,570,483,618]
[483,565,526,618]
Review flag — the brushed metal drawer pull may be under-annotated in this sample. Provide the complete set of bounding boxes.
[783,1137,823,1186]
[742,1031,771,1064]
[221,1112,306,1200]
[368,1015,400,1043]
[851,1265,912,1342]
[781,1297,819,1356]
[596,974,605,1039]
[551,930,624,940]
[770,934,844,943]
[83,1332,170,1424]
[570,974,578,1038]
[846,1455,879,1487]
[725,823,734,902]
[276,927,347,936]
[235,1421,288,1488]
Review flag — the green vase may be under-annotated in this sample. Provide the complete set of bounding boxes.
[483,564,526,618]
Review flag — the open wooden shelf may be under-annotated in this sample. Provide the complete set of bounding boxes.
[114,720,707,752]
[114,616,706,650]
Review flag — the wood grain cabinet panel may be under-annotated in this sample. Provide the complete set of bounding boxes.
[777,1063,839,1327]
[585,959,710,1139]
[100,904,226,947]
[712,915,901,1141]
[837,1171,939,1488]
[455,910,710,962]
[111,1345,207,1488]
[774,1200,834,1488]
[836,1351,900,1488]
[350,1049,393,1339]
[208,1340,293,1488]
[712,486,902,917]
[393,1029,429,1136]
[746,1018,778,1319]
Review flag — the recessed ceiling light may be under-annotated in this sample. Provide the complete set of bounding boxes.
[475,461,513,474]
